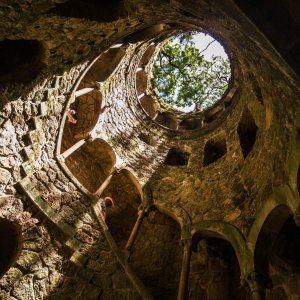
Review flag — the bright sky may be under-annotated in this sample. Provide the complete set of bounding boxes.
[193,32,227,60]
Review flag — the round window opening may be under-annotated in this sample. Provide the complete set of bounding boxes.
[152,32,231,113]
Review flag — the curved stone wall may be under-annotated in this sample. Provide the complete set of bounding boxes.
[0,0,299,299]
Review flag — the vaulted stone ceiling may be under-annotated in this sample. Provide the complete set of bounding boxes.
[0,1,299,299]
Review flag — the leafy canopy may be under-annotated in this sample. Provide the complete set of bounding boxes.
[152,32,231,112]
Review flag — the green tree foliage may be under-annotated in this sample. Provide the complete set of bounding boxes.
[152,33,231,111]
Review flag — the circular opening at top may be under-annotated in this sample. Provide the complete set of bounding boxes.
[152,32,231,113]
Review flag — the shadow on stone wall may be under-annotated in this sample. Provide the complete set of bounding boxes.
[130,209,182,300]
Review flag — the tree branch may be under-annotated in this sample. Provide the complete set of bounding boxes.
[199,39,216,54]
[159,53,169,76]
[160,50,192,81]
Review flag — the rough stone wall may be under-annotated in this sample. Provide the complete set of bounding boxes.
[264,217,300,299]
[0,0,299,299]
[130,210,182,300]
[0,55,141,299]
[88,4,299,236]
[65,140,114,193]
[0,194,99,300]
[105,171,141,249]
[102,43,171,182]
[188,239,248,300]
[232,0,300,77]
[0,2,161,297]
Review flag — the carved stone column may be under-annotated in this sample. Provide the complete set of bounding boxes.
[242,272,265,300]
[93,168,116,199]
[60,134,92,159]
[125,206,148,251]
[177,238,192,300]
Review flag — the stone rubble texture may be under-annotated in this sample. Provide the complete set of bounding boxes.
[0,0,299,299]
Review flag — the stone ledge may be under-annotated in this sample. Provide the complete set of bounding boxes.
[18,176,83,252]
[70,251,89,266]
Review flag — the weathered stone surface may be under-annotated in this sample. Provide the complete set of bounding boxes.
[49,271,64,290]
[35,267,49,280]
[130,210,182,299]
[17,251,42,272]
[80,284,102,299]
[92,273,113,289]
[0,167,11,185]
[11,274,35,300]
[34,278,49,300]
[0,268,23,288]
[0,0,299,299]
[188,238,247,299]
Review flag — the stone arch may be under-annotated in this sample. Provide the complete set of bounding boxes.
[59,46,127,152]
[57,44,127,154]
[250,202,300,297]
[192,220,253,275]
[152,203,192,234]
[189,232,249,299]
[0,218,22,278]
[122,167,144,201]
[64,138,116,193]
[124,24,167,44]
[263,214,300,297]
[252,204,293,283]
[139,43,156,68]
[291,127,300,196]
[285,138,300,197]
[247,186,297,252]
[80,46,126,84]
[104,168,142,248]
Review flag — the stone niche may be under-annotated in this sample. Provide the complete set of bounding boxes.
[203,137,227,166]
[0,218,22,278]
[254,205,300,297]
[179,117,202,131]
[139,95,159,119]
[105,170,142,248]
[164,146,191,166]
[0,39,45,86]
[138,133,156,147]
[266,217,300,298]
[65,139,116,193]
[71,89,103,140]
[155,112,178,130]
[130,209,182,300]
[237,108,258,159]
[82,47,126,83]
[188,236,247,300]
[136,69,148,95]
